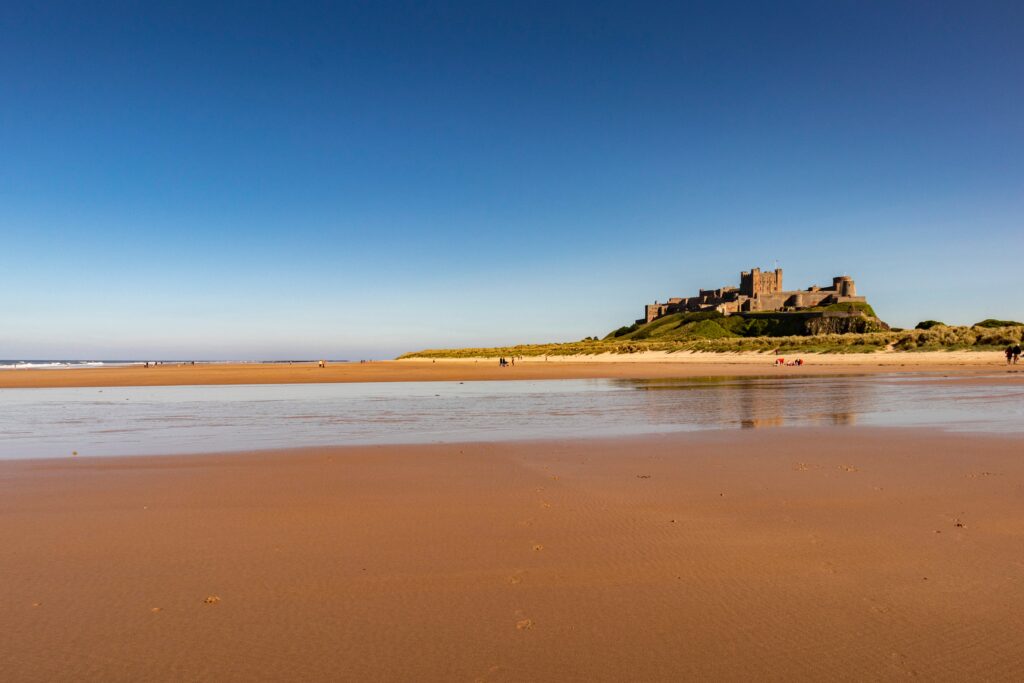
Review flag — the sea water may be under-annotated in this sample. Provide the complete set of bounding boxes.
[0,375,1022,459]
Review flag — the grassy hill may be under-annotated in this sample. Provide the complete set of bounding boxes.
[607,304,884,342]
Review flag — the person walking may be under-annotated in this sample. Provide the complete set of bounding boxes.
[1013,344,1022,364]
[1006,346,1015,365]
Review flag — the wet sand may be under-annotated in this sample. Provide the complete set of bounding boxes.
[1,352,1019,388]
[3,428,1023,681]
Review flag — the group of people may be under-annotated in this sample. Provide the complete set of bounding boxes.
[498,357,515,367]
[774,357,804,367]
[1006,345,1022,364]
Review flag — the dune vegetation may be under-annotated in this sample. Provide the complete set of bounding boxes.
[400,317,1024,359]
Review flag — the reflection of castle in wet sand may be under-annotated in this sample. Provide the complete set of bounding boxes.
[735,380,859,429]
[626,377,865,429]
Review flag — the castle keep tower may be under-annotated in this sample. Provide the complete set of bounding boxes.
[739,267,783,297]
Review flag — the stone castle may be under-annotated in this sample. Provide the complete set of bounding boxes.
[643,267,867,324]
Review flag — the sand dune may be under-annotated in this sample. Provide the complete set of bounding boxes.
[3,428,1023,680]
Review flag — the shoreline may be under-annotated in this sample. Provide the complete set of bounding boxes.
[4,427,1023,680]
[0,351,1020,388]
[6,422,1021,465]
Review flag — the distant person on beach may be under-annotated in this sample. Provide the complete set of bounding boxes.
[1006,346,1015,365]
[318,360,325,368]
[1013,344,1022,364]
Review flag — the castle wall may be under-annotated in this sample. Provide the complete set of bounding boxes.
[747,290,866,311]
[717,301,743,315]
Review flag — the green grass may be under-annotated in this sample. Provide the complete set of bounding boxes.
[826,301,876,316]
[610,306,884,342]
[679,319,735,339]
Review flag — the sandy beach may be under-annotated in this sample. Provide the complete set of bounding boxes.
[0,351,1019,388]
[2,427,1023,681]
[9,1,1022,680]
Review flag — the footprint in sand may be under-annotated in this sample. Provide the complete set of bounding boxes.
[532,543,544,552]
[864,597,891,614]
[839,464,858,473]
[516,618,534,630]
[509,575,523,585]
[889,651,918,676]
[540,501,552,509]
[472,664,503,683]
[203,595,221,605]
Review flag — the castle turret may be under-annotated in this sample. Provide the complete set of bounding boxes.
[833,276,855,297]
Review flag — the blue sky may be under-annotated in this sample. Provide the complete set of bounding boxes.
[1,1,1021,359]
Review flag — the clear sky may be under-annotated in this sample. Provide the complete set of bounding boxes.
[1,1,1021,359]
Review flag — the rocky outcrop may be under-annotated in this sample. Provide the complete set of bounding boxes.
[803,312,890,335]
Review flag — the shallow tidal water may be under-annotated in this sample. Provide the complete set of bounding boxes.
[1,375,1022,459]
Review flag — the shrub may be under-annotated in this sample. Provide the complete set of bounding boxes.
[915,320,945,330]
[973,319,1024,329]
[608,323,639,338]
